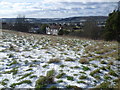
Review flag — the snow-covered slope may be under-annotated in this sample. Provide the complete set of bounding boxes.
[0,30,119,88]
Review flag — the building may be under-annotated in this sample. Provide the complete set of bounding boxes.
[29,26,40,33]
[46,25,61,35]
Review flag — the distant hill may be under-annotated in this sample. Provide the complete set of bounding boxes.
[1,16,108,24]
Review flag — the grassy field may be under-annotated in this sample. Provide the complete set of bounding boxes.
[0,30,119,89]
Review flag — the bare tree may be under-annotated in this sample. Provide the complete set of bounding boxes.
[14,15,30,32]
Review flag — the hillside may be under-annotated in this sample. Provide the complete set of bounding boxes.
[1,16,108,23]
[0,30,119,88]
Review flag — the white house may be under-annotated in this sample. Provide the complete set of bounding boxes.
[46,25,61,35]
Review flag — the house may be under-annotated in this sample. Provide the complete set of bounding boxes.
[46,25,61,35]
[29,26,40,33]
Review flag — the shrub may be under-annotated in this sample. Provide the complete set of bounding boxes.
[79,58,89,64]
[48,58,61,63]
[96,81,111,88]
[35,70,55,89]
[35,76,47,88]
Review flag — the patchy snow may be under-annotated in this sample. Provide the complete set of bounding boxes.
[0,30,119,88]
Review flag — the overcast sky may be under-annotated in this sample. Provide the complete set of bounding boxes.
[0,0,119,18]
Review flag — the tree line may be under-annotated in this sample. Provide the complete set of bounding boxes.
[2,9,120,41]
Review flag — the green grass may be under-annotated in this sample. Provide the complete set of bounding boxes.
[66,76,74,81]
[92,64,98,68]
[18,72,33,80]
[60,64,66,68]
[56,73,65,79]
[104,75,112,80]
[26,68,32,71]
[65,57,75,62]
[25,60,28,64]
[79,75,87,79]
[90,69,101,76]
[66,85,81,89]
[82,66,90,71]
[48,86,58,90]
[57,80,63,83]
[94,75,101,80]
[77,81,86,84]
[30,75,37,78]
[47,69,55,77]
[73,74,78,76]
[74,66,80,69]
[42,64,48,68]
[3,68,18,75]
[79,71,86,74]
[10,80,32,88]
[100,66,107,71]
[109,70,118,77]
[0,79,9,86]
[8,60,18,66]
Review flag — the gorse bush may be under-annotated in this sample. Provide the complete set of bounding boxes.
[48,58,61,63]
[79,58,89,64]
[35,69,55,89]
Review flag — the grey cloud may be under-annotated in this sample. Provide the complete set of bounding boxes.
[0,1,118,18]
